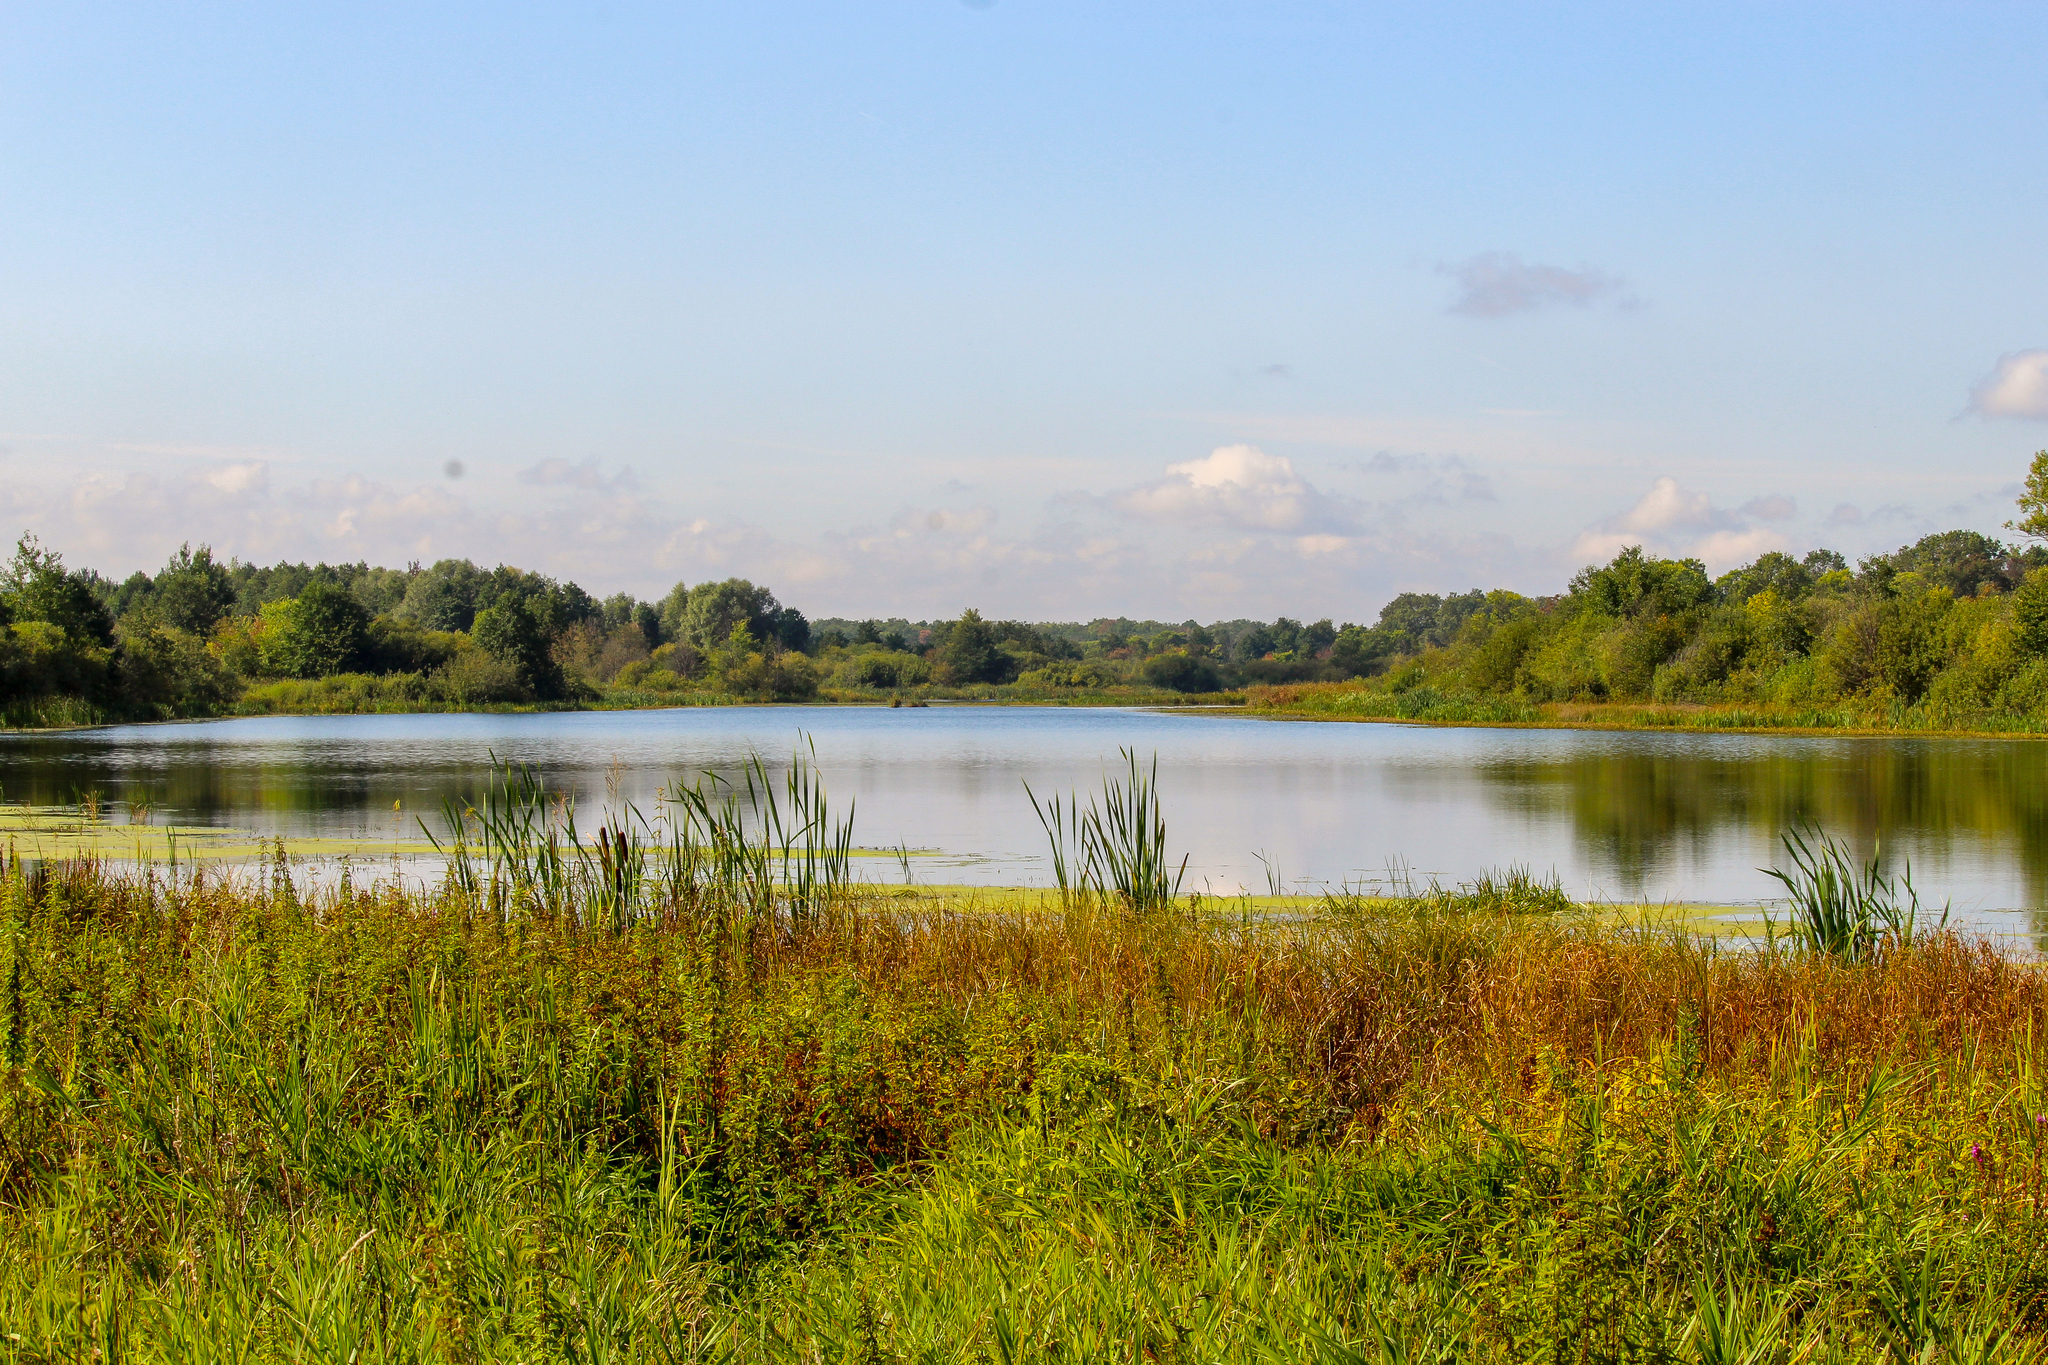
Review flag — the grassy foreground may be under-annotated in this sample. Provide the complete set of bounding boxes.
[0,851,2043,1362]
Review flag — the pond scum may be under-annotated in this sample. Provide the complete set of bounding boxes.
[1,757,2046,1361]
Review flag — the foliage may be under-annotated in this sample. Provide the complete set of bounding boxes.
[1248,465,2048,731]
[2,534,114,646]
[1027,748,1188,910]
[681,577,782,654]
[1763,824,1946,961]
[149,543,239,633]
[832,649,931,690]
[2010,449,2048,543]
[1142,649,1223,693]
[713,624,819,701]
[472,592,571,700]
[256,579,371,678]
[937,606,1010,684]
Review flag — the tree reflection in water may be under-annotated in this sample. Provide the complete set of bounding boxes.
[1474,736,2048,943]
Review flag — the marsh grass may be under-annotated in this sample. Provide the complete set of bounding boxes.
[1764,824,1949,962]
[1248,681,2048,738]
[0,822,2044,1358]
[1026,748,1186,912]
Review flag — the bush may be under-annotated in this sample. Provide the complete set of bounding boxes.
[429,649,531,705]
[833,650,932,690]
[1142,652,1222,693]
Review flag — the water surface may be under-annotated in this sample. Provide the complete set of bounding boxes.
[2,706,2044,936]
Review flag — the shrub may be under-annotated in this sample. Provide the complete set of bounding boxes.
[1142,651,1222,693]
[834,650,931,690]
[428,649,531,705]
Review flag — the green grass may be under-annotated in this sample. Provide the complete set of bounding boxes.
[1247,681,2048,739]
[0,838,2043,1362]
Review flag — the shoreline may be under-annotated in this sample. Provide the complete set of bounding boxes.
[14,687,2048,743]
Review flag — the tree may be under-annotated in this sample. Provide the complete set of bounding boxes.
[775,607,811,653]
[1886,530,2009,597]
[657,583,690,642]
[154,544,238,634]
[2,535,114,645]
[2008,450,2048,543]
[472,593,568,699]
[1569,547,1713,619]
[259,581,369,678]
[1714,551,1815,606]
[681,579,780,653]
[940,608,1006,683]
[2014,567,2048,654]
[397,559,489,631]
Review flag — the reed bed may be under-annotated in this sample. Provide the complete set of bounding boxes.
[0,808,2044,1359]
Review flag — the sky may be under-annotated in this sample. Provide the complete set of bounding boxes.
[2,2,2045,623]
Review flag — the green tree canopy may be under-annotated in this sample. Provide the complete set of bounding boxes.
[1714,550,1815,605]
[2,535,114,645]
[681,579,781,654]
[472,592,569,699]
[396,559,491,632]
[153,544,239,634]
[1569,547,1713,619]
[1885,529,2010,597]
[1142,652,1222,693]
[940,608,1007,683]
[2009,450,2048,543]
[258,581,369,678]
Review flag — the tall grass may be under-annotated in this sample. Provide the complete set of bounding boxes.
[421,746,856,933]
[1026,747,1187,911]
[0,792,2044,1358]
[1764,823,1949,962]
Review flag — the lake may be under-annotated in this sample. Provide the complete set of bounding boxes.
[2,704,2045,936]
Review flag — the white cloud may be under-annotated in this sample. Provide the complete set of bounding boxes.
[1438,252,1631,317]
[1970,350,2048,419]
[204,461,269,494]
[1571,476,1787,574]
[1114,444,1358,533]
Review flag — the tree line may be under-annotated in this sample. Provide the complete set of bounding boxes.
[1312,454,2048,715]
[6,451,2047,722]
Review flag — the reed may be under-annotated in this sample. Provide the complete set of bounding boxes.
[1764,823,1948,961]
[1026,747,1187,912]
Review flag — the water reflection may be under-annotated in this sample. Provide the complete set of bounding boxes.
[1471,737,2048,916]
[0,710,2043,942]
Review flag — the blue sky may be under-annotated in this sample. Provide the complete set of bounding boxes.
[3,2,2044,620]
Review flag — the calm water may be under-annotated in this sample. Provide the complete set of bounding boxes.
[2,705,2046,934]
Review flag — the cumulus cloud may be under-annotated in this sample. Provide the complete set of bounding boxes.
[204,461,269,495]
[1571,477,1786,573]
[1113,444,1359,534]
[1969,350,2048,419]
[1438,252,1631,317]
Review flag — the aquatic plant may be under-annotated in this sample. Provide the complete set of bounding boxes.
[1763,822,1948,961]
[1026,746,1187,911]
